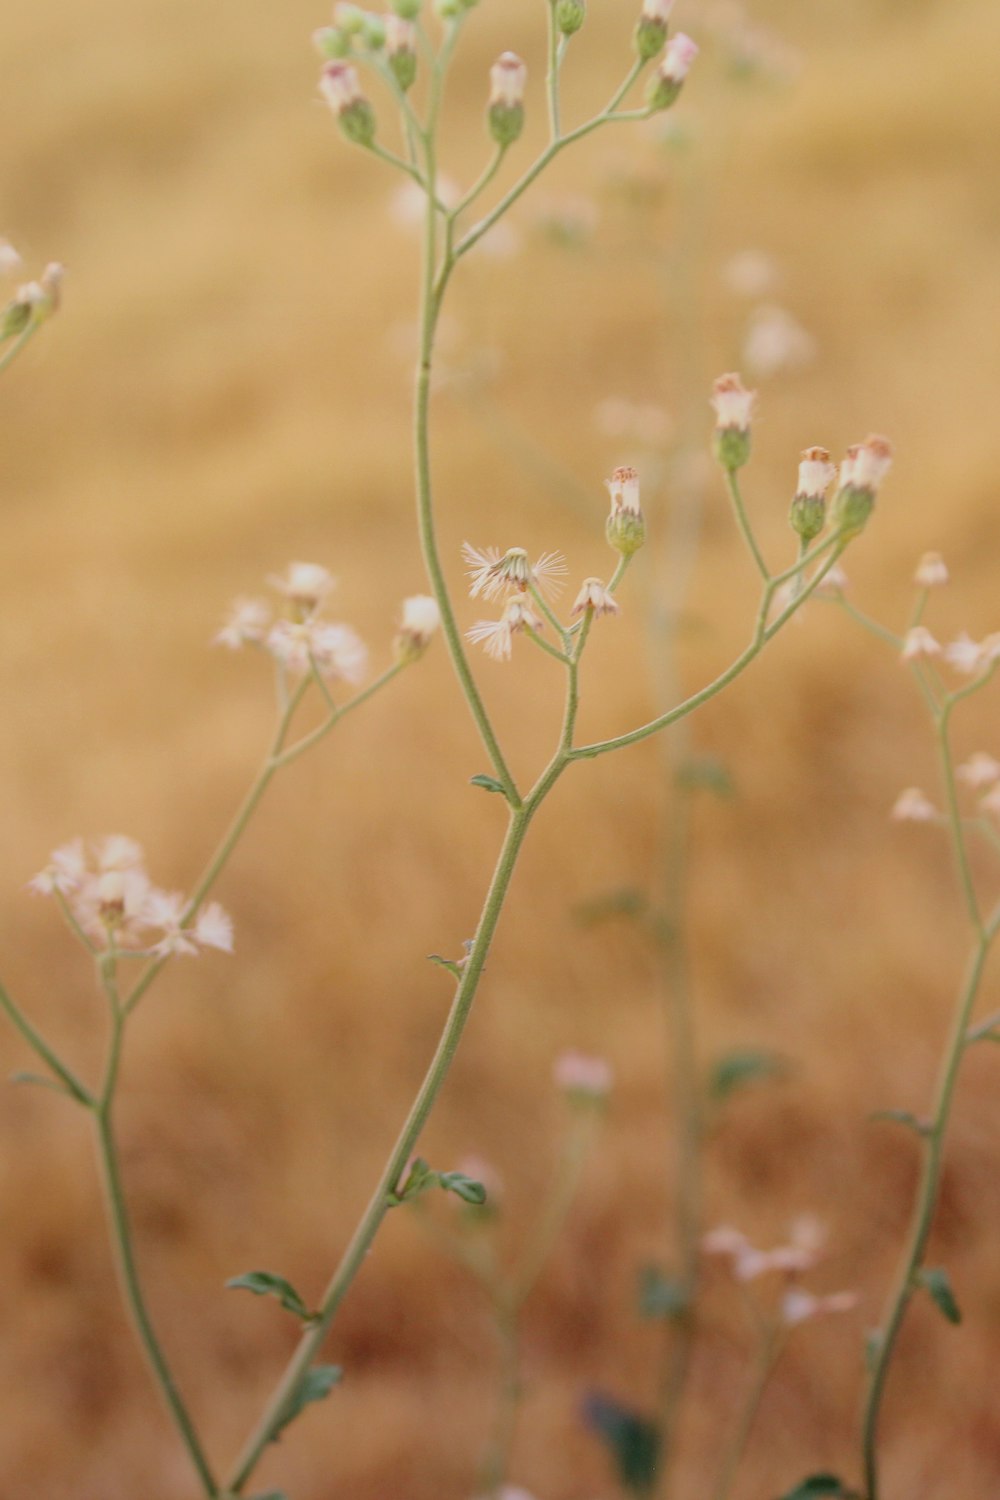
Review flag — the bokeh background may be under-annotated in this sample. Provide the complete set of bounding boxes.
[3,0,1000,1495]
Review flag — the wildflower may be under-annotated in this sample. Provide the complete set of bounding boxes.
[0,239,22,276]
[267,619,368,681]
[957,753,1000,791]
[781,1289,858,1327]
[790,446,836,543]
[943,633,988,675]
[742,304,816,379]
[811,562,849,598]
[487,53,527,147]
[648,33,699,111]
[386,14,418,89]
[554,1050,613,1102]
[572,578,620,618]
[466,596,544,661]
[320,61,377,146]
[915,551,948,589]
[268,561,336,616]
[555,0,586,36]
[704,1217,826,1283]
[710,373,755,470]
[635,0,675,62]
[722,249,779,300]
[3,263,64,340]
[28,839,88,896]
[394,594,441,662]
[146,892,234,958]
[891,787,936,823]
[605,465,646,556]
[900,626,941,662]
[462,543,566,602]
[830,434,892,538]
[215,597,270,650]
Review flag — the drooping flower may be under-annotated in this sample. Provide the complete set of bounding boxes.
[462,543,566,602]
[215,597,271,650]
[466,595,544,661]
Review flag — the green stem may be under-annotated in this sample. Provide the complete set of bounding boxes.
[713,1321,783,1500]
[546,0,562,141]
[224,806,535,1491]
[0,981,93,1105]
[0,319,41,375]
[724,469,769,582]
[480,1293,522,1498]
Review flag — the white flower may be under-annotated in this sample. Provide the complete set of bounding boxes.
[710,372,755,432]
[722,249,779,300]
[795,447,836,501]
[0,239,22,277]
[266,619,368,682]
[642,0,675,21]
[943,633,987,675]
[462,543,566,602]
[193,901,235,953]
[267,562,336,615]
[319,60,365,115]
[553,1050,613,1099]
[606,464,642,516]
[147,891,234,958]
[466,596,544,661]
[900,626,941,662]
[891,787,936,823]
[839,435,893,495]
[914,551,948,589]
[215,597,270,650]
[957,753,1000,791]
[781,1289,858,1327]
[489,52,527,109]
[657,30,699,81]
[572,578,620,618]
[395,594,440,660]
[811,563,849,598]
[28,839,87,895]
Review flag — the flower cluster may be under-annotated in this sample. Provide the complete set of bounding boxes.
[216,562,369,683]
[893,750,1000,825]
[703,1218,857,1327]
[30,837,233,957]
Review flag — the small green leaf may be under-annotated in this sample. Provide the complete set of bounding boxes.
[675,755,734,797]
[470,773,506,795]
[869,1108,931,1137]
[918,1266,962,1325]
[226,1271,315,1322]
[708,1049,786,1102]
[271,1364,343,1442]
[427,952,463,979]
[438,1170,487,1206]
[388,1156,437,1206]
[777,1476,856,1500]
[637,1267,689,1322]
[582,1393,660,1494]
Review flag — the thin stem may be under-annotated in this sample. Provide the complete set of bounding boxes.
[546,1,562,141]
[835,597,903,650]
[273,661,406,770]
[713,1321,783,1500]
[0,319,41,374]
[225,807,535,1491]
[0,981,94,1105]
[524,626,571,666]
[938,702,983,935]
[509,1114,596,1304]
[724,469,769,582]
[451,145,507,226]
[480,1293,522,1498]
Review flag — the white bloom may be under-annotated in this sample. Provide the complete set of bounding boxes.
[0,239,22,276]
[943,633,987,675]
[606,464,642,517]
[267,562,336,614]
[572,578,620,618]
[193,901,235,953]
[267,619,368,682]
[795,447,836,501]
[462,543,566,602]
[397,594,440,655]
[811,562,849,598]
[957,753,1000,791]
[722,249,779,300]
[914,551,948,589]
[642,0,675,21]
[28,839,87,895]
[891,787,936,823]
[215,597,270,650]
[839,435,893,494]
[489,52,527,109]
[466,596,544,661]
[320,60,365,114]
[900,626,941,662]
[742,305,815,379]
[658,31,699,81]
[553,1050,613,1099]
[147,891,234,958]
[781,1289,858,1327]
[710,372,755,431]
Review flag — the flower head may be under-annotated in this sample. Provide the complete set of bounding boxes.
[395,594,440,662]
[605,465,646,556]
[790,445,835,542]
[554,1050,613,1102]
[267,562,336,617]
[466,596,544,661]
[215,597,271,650]
[462,543,566,602]
[572,578,620,618]
[914,551,948,589]
[710,373,755,470]
[266,619,368,681]
[320,61,377,145]
[957,753,1000,791]
[648,32,699,109]
[831,435,892,538]
[781,1288,858,1327]
[488,53,527,145]
[943,633,991,675]
[891,787,936,823]
[900,626,941,662]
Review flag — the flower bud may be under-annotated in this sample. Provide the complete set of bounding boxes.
[394,594,441,662]
[313,25,351,58]
[710,373,755,470]
[554,1050,613,1105]
[647,32,698,110]
[830,434,892,539]
[386,15,418,90]
[914,551,948,589]
[320,61,377,146]
[332,3,366,33]
[605,465,646,557]
[487,52,527,147]
[634,0,675,62]
[572,578,620,618]
[360,12,386,48]
[392,0,421,16]
[555,0,586,35]
[789,445,835,542]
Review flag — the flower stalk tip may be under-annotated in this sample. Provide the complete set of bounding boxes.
[488,53,527,147]
[605,465,646,557]
[320,61,377,146]
[710,373,756,471]
[647,32,699,111]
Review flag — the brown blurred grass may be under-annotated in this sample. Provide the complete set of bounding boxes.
[3,0,1000,1495]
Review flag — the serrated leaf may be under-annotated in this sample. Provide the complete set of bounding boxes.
[637,1267,689,1322]
[582,1392,660,1494]
[918,1266,962,1325]
[226,1271,315,1322]
[708,1049,786,1102]
[469,773,505,795]
[271,1364,343,1442]
[437,1170,487,1205]
[869,1108,931,1137]
[778,1476,855,1500]
[675,755,734,798]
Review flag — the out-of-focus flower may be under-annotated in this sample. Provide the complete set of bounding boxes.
[781,1288,858,1327]
[605,464,646,556]
[957,753,1000,791]
[811,562,849,598]
[722,249,780,300]
[900,626,941,663]
[942,633,1000,676]
[711,373,755,469]
[266,619,368,681]
[742,304,816,379]
[891,787,936,823]
[320,61,376,146]
[462,544,566,602]
[790,446,835,543]
[648,33,699,110]
[215,598,270,650]
[554,1050,613,1101]
[831,435,892,538]
[488,53,527,146]
[914,551,948,589]
[267,562,336,616]
[0,239,22,276]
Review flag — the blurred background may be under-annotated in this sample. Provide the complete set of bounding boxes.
[2,0,1000,1495]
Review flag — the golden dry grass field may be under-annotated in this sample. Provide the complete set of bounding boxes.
[3,0,1000,1496]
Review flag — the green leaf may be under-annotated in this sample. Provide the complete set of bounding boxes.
[918,1266,962,1325]
[271,1364,343,1442]
[869,1108,931,1137]
[777,1476,856,1500]
[675,755,734,797]
[708,1049,786,1102]
[427,952,463,979]
[226,1271,315,1322]
[387,1156,436,1206]
[437,1170,487,1206]
[637,1267,689,1322]
[582,1393,660,1494]
[469,773,506,795]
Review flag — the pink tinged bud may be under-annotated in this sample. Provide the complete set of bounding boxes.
[605,465,646,556]
[891,787,936,823]
[386,14,417,54]
[832,434,892,537]
[851,434,893,492]
[711,373,755,469]
[660,30,698,79]
[490,52,527,108]
[572,578,620,618]
[900,626,941,662]
[957,753,1000,791]
[554,1050,613,1100]
[320,61,376,144]
[914,551,948,588]
[796,446,836,501]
